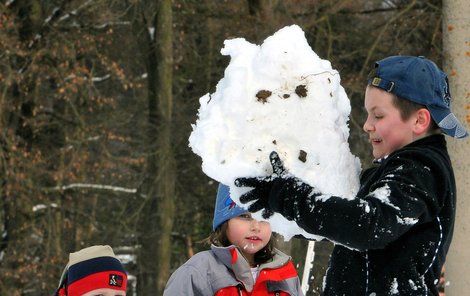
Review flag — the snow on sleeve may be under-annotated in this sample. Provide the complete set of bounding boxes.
[188,25,361,240]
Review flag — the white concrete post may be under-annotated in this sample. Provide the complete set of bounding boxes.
[442,0,470,294]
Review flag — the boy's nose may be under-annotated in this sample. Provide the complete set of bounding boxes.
[363,118,373,132]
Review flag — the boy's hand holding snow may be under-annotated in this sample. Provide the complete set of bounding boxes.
[235,151,317,221]
[234,151,285,219]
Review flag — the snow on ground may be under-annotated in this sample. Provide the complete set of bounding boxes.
[189,25,361,240]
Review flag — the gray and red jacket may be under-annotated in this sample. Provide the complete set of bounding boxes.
[163,245,304,295]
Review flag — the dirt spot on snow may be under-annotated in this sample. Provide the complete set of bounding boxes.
[295,85,307,98]
[256,90,272,103]
[298,150,307,162]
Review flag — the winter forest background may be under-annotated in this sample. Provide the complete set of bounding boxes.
[0,0,461,295]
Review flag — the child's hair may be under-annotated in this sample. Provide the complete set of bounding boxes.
[206,221,276,265]
[390,95,439,131]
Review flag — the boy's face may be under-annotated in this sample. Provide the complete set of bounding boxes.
[363,86,416,159]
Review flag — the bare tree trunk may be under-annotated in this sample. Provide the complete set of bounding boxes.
[135,0,175,294]
[442,0,470,294]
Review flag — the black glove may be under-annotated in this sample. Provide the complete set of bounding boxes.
[235,151,286,218]
[235,151,316,220]
[269,173,315,220]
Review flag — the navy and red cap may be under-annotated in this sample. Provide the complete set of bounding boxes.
[55,245,127,296]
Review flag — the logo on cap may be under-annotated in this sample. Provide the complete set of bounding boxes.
[109,274,124,287]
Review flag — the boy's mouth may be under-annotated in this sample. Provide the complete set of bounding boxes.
[370,138,382,144]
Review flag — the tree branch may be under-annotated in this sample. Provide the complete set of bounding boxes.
[50,183,138,194]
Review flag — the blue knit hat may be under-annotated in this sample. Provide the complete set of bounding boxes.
[213,183,248,230]
[368,56,468,139]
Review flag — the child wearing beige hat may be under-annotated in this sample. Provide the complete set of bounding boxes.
[54,245,127,296]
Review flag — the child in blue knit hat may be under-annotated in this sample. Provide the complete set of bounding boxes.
[164,183,303,296]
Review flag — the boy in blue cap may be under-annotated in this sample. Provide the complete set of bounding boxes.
[235,56,467,295]
[164,183,303,295]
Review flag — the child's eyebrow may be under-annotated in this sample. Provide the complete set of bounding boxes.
[368,105,385,112]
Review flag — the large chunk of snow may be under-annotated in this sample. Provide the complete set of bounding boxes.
[189,25,361,240]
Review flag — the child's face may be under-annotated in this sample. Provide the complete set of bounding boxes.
[81,288,126,296]
[363,86,417,159]
[226,213,272,260]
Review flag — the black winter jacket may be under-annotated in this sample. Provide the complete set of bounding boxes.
[295,135,455,295]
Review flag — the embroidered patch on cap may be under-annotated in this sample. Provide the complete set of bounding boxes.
[109,274,124,287]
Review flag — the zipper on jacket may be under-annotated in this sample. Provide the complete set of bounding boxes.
[365,250,369,295]
[237,284,243,296]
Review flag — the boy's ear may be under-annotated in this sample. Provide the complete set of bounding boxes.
[414,108,432,134]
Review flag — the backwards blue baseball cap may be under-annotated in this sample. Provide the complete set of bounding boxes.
[213,183,248,230]
[368,56,468,139]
